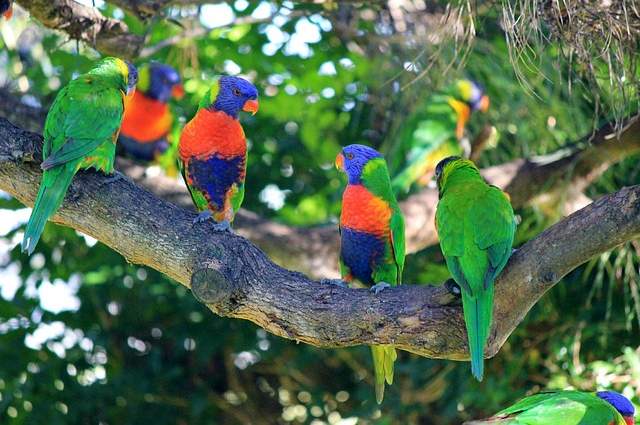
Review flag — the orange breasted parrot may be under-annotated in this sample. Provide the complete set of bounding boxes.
[1,0,13,19]
[21,57,137,255]
[469,390,635,425]
[119,62,184,161]
[336,144,405,404]
[178,76,258,231]
[435,156,515,381]
[391,79,489,193]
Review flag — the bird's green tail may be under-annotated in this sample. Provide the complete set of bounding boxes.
[370,344,397,404]
[462,285,494,382]
[22,168,74,255]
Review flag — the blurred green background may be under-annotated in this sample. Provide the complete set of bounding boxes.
[0,1,639,424]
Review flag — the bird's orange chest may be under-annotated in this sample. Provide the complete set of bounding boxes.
[179,109,246,159]
[340,185,391,236]
[121,91,172,142]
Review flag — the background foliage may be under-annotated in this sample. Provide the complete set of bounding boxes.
[0,1,639,424]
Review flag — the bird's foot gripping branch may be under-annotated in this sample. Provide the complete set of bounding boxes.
[1,117,640,361]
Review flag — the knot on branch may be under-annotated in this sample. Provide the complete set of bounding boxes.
[191,267,243,316]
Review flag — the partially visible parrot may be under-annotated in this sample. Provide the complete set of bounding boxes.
[391,79,489,194]
[335,144,405,404]
[466,390,636,425]
[178,76,258,231]
[118,62,184,161]
[434,156,515,381]
[1,0,13,19]
[21,57,138,255]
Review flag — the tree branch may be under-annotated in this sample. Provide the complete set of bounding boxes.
[1,117,639,359]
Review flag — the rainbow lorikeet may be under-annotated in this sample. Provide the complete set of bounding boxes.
[21,57,137,255]
[1,0,12,19]
[119,62,184,161]
[435,156,515,381]
[178,76,258,231]
[391,79,489,194]
[335,144,405,404]
[468,390,635,425]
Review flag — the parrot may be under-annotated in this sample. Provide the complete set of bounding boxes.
[335,144,405,404]
[391,79,489,194]
[466,390,636,425]
[434,156,515,381]
[118,62,184,161]
[1,0,12,19]
[21,57,138,255]
[178,76,258,231]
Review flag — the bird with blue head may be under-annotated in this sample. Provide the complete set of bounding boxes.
[179,75,259,232]
[468,390,635,425]
[119,62,184,161]
[335,144,405,404]
[391,77,490,194]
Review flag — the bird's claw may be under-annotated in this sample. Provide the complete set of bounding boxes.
[193,211,212,225]
[445,279,462,297]
[319,278,348,288]
[370,282,391,294]
[212,220,232,233]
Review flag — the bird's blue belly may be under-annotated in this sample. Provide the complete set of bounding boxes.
[188,154,244,211]
[340,227,385,286]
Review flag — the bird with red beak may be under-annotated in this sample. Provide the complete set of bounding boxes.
[1,0,13,19]
[178,75,259,232]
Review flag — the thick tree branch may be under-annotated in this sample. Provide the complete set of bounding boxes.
[1,117,639,359]
[16,0,145,58]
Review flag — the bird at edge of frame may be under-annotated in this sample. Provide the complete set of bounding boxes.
[335,143,406,404]
[178,75,258,232]
[21,57,138,255]
[391,78,490,195]
[118,62,184,162]
[1,0,13,19]
[465,390,636,425]
[435,156,516,382]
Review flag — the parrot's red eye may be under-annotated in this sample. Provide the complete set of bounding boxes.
[232,88,241,96]
[346,153,354,160]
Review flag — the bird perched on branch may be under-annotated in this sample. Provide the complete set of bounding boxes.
[466,390,635,425]
[391,79,489,194]
[435,156,515,381]
[118,62,183,161]
[336,144,405,404]
[178,76,258,231]
[1,0,13,19]
[22,57,137,255]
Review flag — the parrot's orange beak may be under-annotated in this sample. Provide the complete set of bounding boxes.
[242,99,259,115]
[478,95,490,113]
[3,4,12,19]
[335,152,344,170]
[171,83,185,100]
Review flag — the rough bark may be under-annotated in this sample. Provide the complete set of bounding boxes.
[1,117,639,359]
[16,0,145,59]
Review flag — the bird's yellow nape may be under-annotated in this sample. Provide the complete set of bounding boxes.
[136,65,150,93]
[114,58,130,79]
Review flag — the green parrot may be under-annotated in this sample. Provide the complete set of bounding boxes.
[434,156,515,381]
[335,144,405,404]
[467,390,636,425]
[391,79,489,194]
[21,57,138,255]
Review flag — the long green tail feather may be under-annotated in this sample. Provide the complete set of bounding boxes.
[462,286,494,382]
[22,168,74,255]
[370,344,397,404]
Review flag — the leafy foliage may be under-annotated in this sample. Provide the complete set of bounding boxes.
[0,1,638,424]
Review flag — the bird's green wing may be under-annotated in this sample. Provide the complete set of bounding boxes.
[470,185,516,285]
[361,158,405,284]
[389,206,405,284]
[496,391,620,425]
[42,75,124,168]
